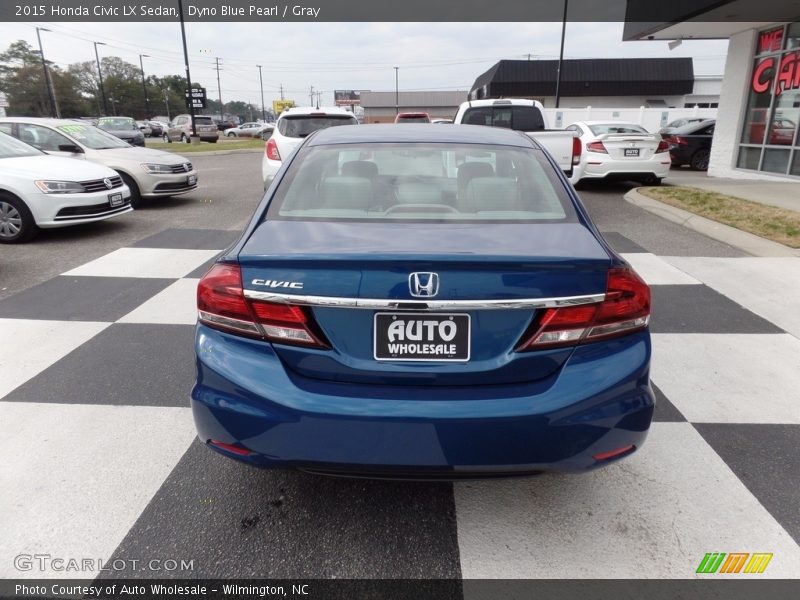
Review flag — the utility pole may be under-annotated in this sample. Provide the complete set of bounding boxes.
[162,89,170,120]
[555,0,568,109]
[139,54,151,118]
[256,65,265,121]
[309,85,314,107]
[35,27,58,118]
[177,0,196,137]
[93,41,108,116]
[214,56,223,120]
[394,67,399,115]
[279,84,284,100]
[316,91,322,108]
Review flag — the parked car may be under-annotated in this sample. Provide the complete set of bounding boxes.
[194,124,654,476]
[432,118,453,124]
[262,106,358,189]
[136,121,152,137]
[147,121,164,138]
[452,99,580,181]
[658,118,708,135]
[225,122,271,138]
[96,117,145,147]
[0,131,132,243]
[215,119,238,131]
[748,117,796,145]
[163,115,218,143]
[0,117,198,208]
[394,112,431,123]
[565,121,670,185]
[661,119,716,170]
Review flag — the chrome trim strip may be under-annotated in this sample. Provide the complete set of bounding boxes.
[243,290,605,310]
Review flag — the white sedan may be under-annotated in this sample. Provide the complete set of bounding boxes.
[565,121,671,186]
[0,117,198,208]
[225,122,274,138]
[0,132,132,243]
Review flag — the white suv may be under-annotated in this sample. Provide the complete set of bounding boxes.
[262,107,357,190]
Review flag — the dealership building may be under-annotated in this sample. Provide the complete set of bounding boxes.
[625,3,800,180]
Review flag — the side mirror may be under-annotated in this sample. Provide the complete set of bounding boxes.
[58,144,84,154]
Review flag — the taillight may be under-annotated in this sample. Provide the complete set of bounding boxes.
[586,141,608,154]
[516,267,650,351]
[664,135,687,147]
[197,264,328,348]
[655,140,670,153]
[571,136,582,165]
[265,137,281,161]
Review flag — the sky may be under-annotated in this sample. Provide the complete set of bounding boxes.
[0,21,729,107]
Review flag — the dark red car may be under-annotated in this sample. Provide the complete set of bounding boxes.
[394,112,431,123]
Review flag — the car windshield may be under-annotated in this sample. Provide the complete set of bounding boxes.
[278,115,357,138]
[56,124,131,149]
[267,143,574,223]
[589,124,648,135]
[0,132,45,158]
[98,117,137,131]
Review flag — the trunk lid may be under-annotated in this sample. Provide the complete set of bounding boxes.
[596,133,661,160]
[239,221,611,385]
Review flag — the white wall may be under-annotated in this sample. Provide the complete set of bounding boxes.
[707,27,794,181]
[542,106,717,133]
[541,95,687,109]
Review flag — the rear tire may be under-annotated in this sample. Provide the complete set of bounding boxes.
[227,131,236,137]
[690,149,710,171]
[162,133,171,143]
[118,172,143,209]
[0,193,38,244]
[181,133,189,144]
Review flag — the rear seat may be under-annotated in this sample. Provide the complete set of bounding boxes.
[319,176,373,213]
[459,177,521,213]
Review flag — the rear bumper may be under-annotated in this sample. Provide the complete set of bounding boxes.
[579,157,671,180]
[191,324,654,476]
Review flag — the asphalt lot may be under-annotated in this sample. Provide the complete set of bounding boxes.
[1,155,799,582]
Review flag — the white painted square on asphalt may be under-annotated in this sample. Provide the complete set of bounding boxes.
[0,402,196,579]
[454,422,800,579]
[0,318,109,400]
[118,278,200,325]
[651,333,800,424]
[620,253,701,285]
[663,257,800,338]
[62,248,220,279]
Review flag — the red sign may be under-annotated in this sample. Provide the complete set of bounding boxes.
[752,51,800,96]
[757,27,783,54]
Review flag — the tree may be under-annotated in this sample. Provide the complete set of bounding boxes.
[0,41,49,116]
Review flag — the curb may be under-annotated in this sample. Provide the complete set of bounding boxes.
[624,188,800,258]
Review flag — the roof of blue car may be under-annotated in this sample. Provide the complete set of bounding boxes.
[307,123,539,148]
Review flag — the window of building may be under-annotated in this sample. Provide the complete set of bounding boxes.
[737,23,800,177]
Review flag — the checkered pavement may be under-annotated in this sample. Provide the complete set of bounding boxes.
[1,228,798,580]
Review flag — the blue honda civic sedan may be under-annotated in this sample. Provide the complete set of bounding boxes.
[192,124,654,478]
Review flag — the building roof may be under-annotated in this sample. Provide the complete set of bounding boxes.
[471,58,695,98]
[360,91,467,108]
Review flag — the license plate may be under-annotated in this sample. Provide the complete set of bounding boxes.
[374,313,470,362]
[624,148,640,157]
[108,192,123,207]
[187,175,197,185]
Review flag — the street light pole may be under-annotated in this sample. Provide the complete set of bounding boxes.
[93,41,108,116]
[256,65,265,121]
[177,0,197,137]
[394,67,399,115]
[555,0,568,109]
[35,27,58,118]
[139,54,151,118]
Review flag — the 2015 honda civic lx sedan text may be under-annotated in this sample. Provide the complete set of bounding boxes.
[192,124,654,478]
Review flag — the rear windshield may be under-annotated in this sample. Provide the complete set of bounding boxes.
[588,124,648,135]
[278,115,358,138]
[673,121,714,135]
[461,106,544,131]
[397,116,430,123]
[267,143,574,223]
[194,117,214,125]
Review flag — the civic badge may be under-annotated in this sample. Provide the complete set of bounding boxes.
[409,272,439,298]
